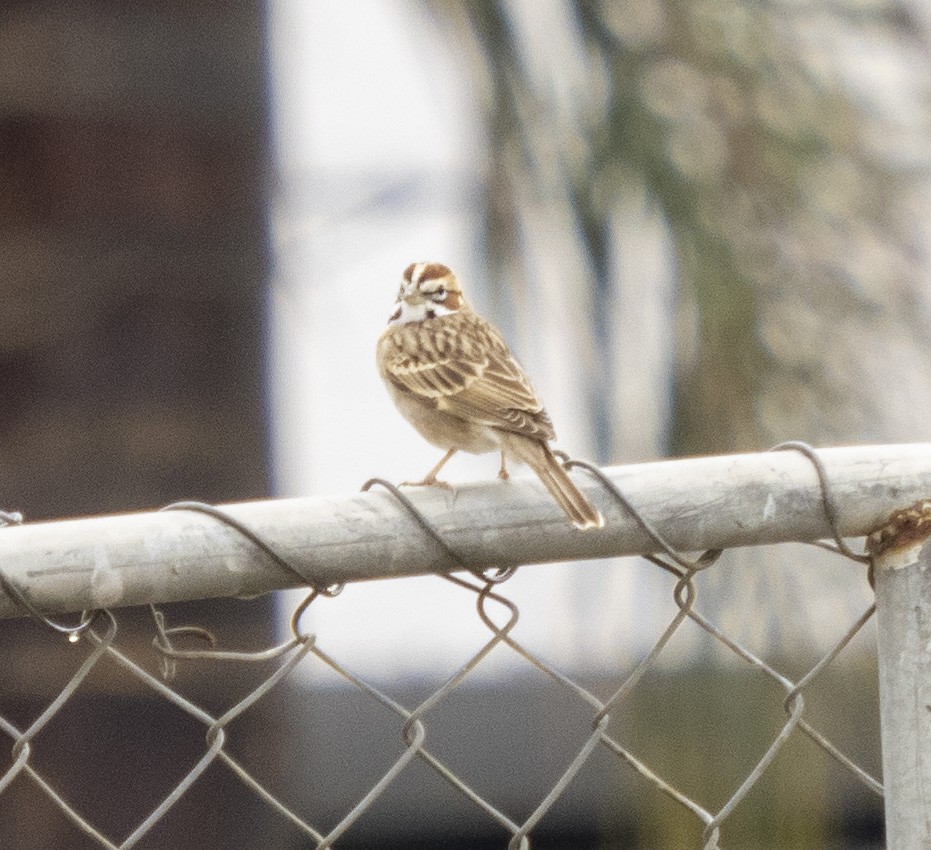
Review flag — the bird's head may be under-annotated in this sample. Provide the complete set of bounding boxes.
[388,262,466,324]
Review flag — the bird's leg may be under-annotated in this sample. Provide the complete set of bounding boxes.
[497,451,510,481]
[402,448,457,489]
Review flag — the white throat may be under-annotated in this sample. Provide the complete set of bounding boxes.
[388,299,456,325]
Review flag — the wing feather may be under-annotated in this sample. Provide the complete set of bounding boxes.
[379,313,556,441]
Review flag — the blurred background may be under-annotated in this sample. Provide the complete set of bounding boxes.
[2,0,930,847]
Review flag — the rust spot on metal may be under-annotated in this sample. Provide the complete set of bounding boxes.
[867,499,931,557]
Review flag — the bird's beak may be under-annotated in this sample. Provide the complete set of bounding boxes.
[401,290,427,306]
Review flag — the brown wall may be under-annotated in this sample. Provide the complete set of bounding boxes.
[0,4,280,847]
[0,1,270,518]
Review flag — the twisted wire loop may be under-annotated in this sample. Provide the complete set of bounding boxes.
[361,478,516,583]
[767,442,873,563]
[160,500,346,594]
[150,501,343,677]
[0,443,884,848]
[0,510,100,640]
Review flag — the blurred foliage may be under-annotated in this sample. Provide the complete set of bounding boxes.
[428,0,931,458]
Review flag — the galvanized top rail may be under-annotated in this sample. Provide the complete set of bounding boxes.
[1,443,930,618]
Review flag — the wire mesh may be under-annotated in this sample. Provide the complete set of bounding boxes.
[0,446,884,849]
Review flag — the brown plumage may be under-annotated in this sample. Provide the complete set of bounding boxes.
[377,262,603,530]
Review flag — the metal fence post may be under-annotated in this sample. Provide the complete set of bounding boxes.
[872,503,931,849]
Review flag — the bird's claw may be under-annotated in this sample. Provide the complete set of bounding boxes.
[400,477,454,490]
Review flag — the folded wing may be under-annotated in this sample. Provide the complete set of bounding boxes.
[380,314,556,442]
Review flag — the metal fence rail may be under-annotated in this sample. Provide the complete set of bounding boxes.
[1,442,930,848]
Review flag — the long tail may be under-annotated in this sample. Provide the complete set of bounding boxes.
[501,435,604,531]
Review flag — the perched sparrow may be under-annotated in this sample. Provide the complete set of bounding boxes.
[376,262,603,530]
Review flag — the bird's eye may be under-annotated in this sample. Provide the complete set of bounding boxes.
[432,287,447,301]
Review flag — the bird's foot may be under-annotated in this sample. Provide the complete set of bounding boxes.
[400,476,454,490]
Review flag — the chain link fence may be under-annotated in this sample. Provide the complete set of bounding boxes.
[1,443,927,848]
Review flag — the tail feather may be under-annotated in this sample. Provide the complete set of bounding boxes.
[501,436,604,530]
